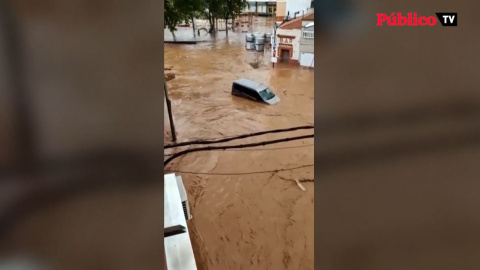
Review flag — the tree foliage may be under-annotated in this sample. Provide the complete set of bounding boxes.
[165,0,185,40]
[165,0,247,36]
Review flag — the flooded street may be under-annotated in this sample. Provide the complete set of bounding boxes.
[165,17,314,270]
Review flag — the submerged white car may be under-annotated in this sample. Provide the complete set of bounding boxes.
[231,78,281,105]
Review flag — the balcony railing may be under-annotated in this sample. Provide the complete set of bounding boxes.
[303,31,314,39]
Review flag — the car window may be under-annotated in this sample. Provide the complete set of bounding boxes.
[234,83,263,101]
[259,88,276,100]
[234,84,247,94]
[241,85,256,98]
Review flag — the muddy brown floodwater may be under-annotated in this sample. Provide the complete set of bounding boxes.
[165,17,314,270]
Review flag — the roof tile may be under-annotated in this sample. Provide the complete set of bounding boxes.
[279,12,314,29]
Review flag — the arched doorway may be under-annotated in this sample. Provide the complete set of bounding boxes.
[278,44,293,63]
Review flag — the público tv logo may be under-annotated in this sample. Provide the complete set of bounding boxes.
[376,12,457,26]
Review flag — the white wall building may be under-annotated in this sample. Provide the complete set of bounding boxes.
[275,28,302,64]
[299,15,314,68]
[271,11,314,66]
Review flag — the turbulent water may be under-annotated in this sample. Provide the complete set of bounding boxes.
[165,17,315,270]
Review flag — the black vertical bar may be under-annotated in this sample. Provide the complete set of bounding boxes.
[164,81,177,142]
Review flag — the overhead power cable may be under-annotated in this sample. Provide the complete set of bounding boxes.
[164,134,314,166]
[163,143,314,156]
[164,125,314,149]
[165,164,314,175]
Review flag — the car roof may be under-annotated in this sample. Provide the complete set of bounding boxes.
[233,78,268,92]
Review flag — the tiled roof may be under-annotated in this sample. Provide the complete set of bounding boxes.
[279,12,314,30]
[303,13,314,21]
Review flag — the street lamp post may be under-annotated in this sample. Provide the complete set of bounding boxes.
[272,21,278,68]
[272,18,287,68]
[164,81,177,142]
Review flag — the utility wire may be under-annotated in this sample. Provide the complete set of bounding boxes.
[165,164,314,175]
[220,143,314,151]
[164,134,314,166]
[163,143,314,156]
[164,125,314,149]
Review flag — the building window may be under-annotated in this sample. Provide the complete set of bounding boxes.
[303,31,314,39]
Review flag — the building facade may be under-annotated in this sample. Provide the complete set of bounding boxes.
[275,0,287,21]
[271,12,314,66]
[275,28,301,64]
[299,13,314,67]
[244,0,277,16]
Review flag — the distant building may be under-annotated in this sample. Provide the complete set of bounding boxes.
[271,12,314,66]
[243,0,277,16]
[299,13,314,68]
[243,0,313,20]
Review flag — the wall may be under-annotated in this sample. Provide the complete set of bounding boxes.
[275,0,286,20]
[299,43,314,54]
[276,28,301,61]
[300,24,314,53]
[0,16,18,168]
[10,0,164,162]
[299,52,314,67]
[318,0,480,268]
[0,1,165,270]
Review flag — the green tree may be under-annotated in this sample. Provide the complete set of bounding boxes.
[177,0,203,37]
[220,0,247,34]
[173,0,246,35]
[201,0,221,33]
[165,0,185,40]
[230,0,247,32]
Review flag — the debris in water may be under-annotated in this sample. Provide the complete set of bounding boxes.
[164,66,176,81]
[249,62,259,69]
[294,179,307,192]
[165,72,175,81]
[249,51,263,69]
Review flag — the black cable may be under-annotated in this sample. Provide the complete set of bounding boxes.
[165,164,314,175]
[164,125,314,149]
[164,134,314,166]
[163,143,314,156]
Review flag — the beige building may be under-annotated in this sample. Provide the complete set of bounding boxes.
[275,0,287,21]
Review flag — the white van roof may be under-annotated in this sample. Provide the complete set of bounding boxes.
[233,78,268,93]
